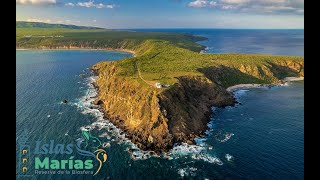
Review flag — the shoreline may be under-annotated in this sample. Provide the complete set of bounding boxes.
[226,77,304,92]
[16,47,136,57]
[89,64,302,153]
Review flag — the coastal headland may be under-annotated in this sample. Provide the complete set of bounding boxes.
[17,22,304,153]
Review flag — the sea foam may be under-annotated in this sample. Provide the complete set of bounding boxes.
[177,167,198,177]
[74,75,225,164]
[74,75,161,160]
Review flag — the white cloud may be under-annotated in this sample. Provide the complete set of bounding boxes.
[77,1,94,8]
[24,18,81,25]
[65,1,115,9]
[16,0,56,5]
[188,0,208,7]
[220,0,250,4]
[96,3,115,9]
[65,2,75,7]
[188,0,216,8]
[221,5,236,10]
[187,0,304,15]
[26,18,51,23]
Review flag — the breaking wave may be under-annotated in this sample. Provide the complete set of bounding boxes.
[177,167,198,177]
[73,75,225,164]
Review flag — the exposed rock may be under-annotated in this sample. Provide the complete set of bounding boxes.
[186,140,193,145]
[93,99,104,105]
[128,148,135,153]
[159,76,236,144]
[148,135,154,143]
[90,59,304,153]
[62,99,68,104]
[90,63,237,153]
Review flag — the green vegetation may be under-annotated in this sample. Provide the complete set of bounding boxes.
[16,22,304,152]
[16,25,205,52]
[16,22,303,88]
[114,39,303,87]
[16,21,103,29]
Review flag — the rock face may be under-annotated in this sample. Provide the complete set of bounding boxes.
[93,99,104,105]
[89,52,304,153]
[90,63,236,153]
[90,57,304,153]
[158,76,236,144]
[90,59,304,153]
[91,63,173,152]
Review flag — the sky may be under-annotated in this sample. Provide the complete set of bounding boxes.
[16,0,304,29]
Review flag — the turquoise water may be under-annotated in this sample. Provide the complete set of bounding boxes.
[16,30,304,179]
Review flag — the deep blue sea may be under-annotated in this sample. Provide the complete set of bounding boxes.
[16,29,304,179]
[131,29,304,56]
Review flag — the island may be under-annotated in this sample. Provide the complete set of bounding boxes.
[16,22,304,153]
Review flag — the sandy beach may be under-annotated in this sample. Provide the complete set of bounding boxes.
[282,77,304,82]
[227,77,304,92]
[226,84,263,92]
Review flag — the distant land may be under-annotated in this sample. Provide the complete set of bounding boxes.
[16,22,304,153]
[16,21,104,29]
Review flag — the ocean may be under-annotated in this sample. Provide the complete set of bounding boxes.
[131,29,304,56]
[16,29,304,179]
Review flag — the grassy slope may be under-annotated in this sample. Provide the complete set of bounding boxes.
[16,21,103,29]
[16,25,304,152]
[16,27,304,88]
[114,40,303,88]
[16,28,205,52]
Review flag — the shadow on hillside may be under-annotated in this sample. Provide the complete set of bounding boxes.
[267,62,301,79]
[197,65,265,88]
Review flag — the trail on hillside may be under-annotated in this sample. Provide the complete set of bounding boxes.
[135,61,155,87]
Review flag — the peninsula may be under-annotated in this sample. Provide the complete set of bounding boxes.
[16,22,304,153]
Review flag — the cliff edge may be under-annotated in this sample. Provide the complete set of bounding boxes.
[90,40,303,153]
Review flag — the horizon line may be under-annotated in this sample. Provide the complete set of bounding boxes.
[16,21,304,30]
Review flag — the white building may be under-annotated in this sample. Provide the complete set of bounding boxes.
[155,82,162,89]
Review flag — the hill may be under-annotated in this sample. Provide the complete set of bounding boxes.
[16,21,103,29]
[16,23,304,153]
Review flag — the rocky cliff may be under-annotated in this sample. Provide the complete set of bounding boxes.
[90,57,304,153]
[91,63,237,153]
[16,25,304,153]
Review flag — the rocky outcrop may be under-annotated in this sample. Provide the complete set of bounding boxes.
[91,63,173,153]
[158,76,236,144]
[90,58,304,153]
[198,61,304,88]
[16,25,304,153]
[90,63,236,153]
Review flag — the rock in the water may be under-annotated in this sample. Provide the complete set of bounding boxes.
[62,99,68,104]
[79,74,85,78]
[186,140,193,145]
[128,148,134,153]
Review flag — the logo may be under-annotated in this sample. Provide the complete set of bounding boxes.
[17,130,32,177]
[75,130,107,176]
[16,130,108,177]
